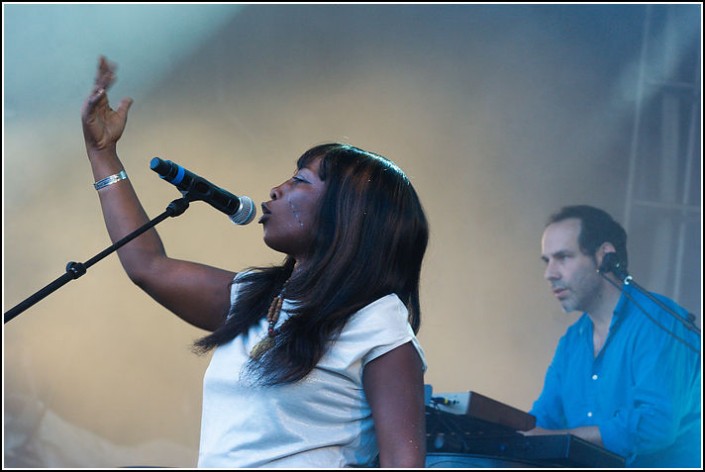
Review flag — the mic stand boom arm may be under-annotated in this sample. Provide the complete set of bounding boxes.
[600,257,700,336]
[599,270,700,354]
[4,197,191,324]
[610,273,700,335]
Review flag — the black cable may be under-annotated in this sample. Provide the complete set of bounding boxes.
[600,272,700,353]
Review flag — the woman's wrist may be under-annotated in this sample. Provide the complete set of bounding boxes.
[87,146,125,180]
[85,142,118,159]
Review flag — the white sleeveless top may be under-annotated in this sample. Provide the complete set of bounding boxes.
[198,275,426,468]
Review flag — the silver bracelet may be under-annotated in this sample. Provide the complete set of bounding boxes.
[94,170,128,190]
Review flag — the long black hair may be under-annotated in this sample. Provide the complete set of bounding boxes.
[194,143,429,385]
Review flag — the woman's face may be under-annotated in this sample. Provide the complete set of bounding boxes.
[259,157,327,262]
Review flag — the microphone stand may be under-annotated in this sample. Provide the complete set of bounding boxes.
[599,267,701,353]
[4,197,191,324]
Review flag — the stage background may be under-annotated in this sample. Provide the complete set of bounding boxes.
[3,4,701,467]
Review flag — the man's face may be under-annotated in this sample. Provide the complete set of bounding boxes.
[541,218,603,314]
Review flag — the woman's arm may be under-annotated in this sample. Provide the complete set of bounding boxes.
[81,56,235,331]
[363,341,426,468]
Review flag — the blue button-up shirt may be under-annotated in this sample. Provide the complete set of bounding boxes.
[530,284,701,467]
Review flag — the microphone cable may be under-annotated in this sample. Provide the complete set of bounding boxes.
[599,271,700,353]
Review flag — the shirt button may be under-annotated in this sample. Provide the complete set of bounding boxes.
[587,411,593,418]
[592,374,598,380]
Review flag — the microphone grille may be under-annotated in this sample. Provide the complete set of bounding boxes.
[230,196,256,225]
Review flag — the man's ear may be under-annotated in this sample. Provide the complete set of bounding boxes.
[597,242,616,258]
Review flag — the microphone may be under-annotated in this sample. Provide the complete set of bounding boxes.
[598,252,630,282]
[150,157,256,225]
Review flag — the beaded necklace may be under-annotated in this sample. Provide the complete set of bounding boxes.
[250,283,287,360]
